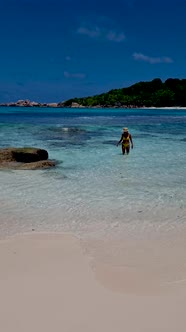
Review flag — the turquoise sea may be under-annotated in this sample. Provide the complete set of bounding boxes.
[0,107,186,240]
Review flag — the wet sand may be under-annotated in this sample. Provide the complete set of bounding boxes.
[0,232,186,332]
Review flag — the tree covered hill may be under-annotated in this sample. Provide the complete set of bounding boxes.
[62,78,186,108]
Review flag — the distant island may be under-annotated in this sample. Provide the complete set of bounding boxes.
[1,78,186,108]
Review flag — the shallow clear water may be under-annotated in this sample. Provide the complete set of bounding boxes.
[0,107,185,239]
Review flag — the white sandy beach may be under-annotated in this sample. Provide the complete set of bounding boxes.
[141,106,186,109]
[1,232,186,332]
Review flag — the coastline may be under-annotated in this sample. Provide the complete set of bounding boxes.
[1,78,186,110]
[1,98,186,109]
[1,103,186,110]
[1,231,186,331]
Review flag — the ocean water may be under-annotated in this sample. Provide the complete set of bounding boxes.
[0,107,185,239]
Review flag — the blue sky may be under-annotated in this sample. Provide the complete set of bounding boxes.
[0,0,186,102]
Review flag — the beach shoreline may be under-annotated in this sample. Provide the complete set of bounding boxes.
[1,231,186,332]
[1,103,186,110]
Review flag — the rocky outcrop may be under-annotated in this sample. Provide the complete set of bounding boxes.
[71,102,82,108]
[0,100,60,108]
[0,147,56,170]
[0,147,48,163]
[0,160,56,170]
[47,103,58,108]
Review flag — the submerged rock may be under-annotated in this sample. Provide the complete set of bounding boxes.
[0,147,56,170]
[0,147,48,163]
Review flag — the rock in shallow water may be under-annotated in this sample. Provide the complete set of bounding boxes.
[0,147,56,170]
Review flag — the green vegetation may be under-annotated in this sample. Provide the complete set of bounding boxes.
[63,78,186,107]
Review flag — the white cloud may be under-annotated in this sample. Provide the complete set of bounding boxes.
[77,27,101,38]
[106,31,125,42]
[64,71,86,79]
[77,26,125,42]
[132,53,173,64]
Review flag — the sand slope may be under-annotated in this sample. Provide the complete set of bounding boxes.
[0,233,186,332]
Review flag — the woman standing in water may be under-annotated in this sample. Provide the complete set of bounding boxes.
[117,127,134,155]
